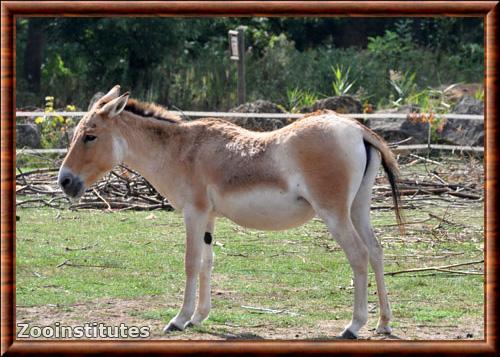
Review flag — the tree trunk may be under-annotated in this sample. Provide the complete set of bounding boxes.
[23,19,45,94]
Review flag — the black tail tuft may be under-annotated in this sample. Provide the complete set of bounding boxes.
[381,159,405,235]
[363,140,371,176]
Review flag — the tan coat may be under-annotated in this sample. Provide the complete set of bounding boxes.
[59,86,403,338]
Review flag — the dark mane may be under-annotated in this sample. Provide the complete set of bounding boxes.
[124,99,181,123]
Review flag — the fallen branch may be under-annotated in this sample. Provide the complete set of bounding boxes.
[379,216,432,227]
[240,305,299,316]
[447,191,482,200]
[223,252,249,258]
[408,153,443,166]
[56,259,70,268]
[92,188,112,210]
[398,179,476,191]
[64,243,98,252]
[16,152,483,213]
[393,144,483,153]
[222,322,267,328]
[385,259,484,276]
[388,137,413,147]
[16,167,60,179]
[16,198,60,208]
[56,259,117,269]
[434,268,483,275]
[428,212,460,228]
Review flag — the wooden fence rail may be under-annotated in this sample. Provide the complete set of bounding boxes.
[16,111,484,121]
[15,111,484,154]
[16,144,483,155]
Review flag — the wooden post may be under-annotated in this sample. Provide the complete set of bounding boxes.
[229,27,246,105]
[236,27,246,105]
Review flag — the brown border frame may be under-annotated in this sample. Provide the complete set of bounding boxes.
[1,1,498,355]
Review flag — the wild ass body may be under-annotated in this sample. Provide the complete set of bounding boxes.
[59,86,403,339]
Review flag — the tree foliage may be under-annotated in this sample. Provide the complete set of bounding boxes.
[16,17,483,111]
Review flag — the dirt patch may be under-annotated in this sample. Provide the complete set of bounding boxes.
[17,295,483,341]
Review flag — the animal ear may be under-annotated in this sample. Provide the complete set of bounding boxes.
[97,92,130,118]
[99,85,121,104]
[88,92,105,111]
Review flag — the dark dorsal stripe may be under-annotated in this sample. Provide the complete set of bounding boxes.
[124,100,179,123]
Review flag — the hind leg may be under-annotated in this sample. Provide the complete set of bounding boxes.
[351,149,392,334]
[352,210,393,334]
[292,133,371,337]
[318,211,370,338]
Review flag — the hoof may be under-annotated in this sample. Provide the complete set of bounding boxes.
[187,316,205,328]
[163,323,183,333]
[340,329,358,339]
[376,325,392,335]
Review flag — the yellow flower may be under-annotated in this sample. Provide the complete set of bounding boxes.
[66,104,76,111]
[34,117,44,124]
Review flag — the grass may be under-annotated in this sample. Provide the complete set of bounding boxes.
[16,199,484,339]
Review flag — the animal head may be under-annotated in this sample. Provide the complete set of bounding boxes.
[58,85,129,198]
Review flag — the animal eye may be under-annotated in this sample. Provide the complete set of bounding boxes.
[83,135,97,143]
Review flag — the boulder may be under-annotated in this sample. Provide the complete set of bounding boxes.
[441,95,484,146]
[301,96,362,114]
[228,100,288,131]
[16,124,41,148]
[440,120,484,147]
[443,83,482,103]
[230,100,284,114]
[369,106,425,144]
[370,97,484,146]
[451,95,484,115]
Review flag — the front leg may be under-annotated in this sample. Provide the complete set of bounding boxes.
[190,217,215,326]
[164,207,209,332]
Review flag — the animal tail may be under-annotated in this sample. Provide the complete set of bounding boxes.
[360,126,405,235]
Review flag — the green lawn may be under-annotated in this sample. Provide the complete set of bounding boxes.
[16,202,484,339]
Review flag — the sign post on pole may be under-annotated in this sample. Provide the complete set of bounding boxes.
[229,27,246,105]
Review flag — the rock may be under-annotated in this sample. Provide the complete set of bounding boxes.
[372,117,484,147]
[369,106,424,144]
[230,100,285,114]
[376,105,421,114]
[301,96,362,114]
[370,99,484,146]
[16,124,41,148]
[228,100,288,131]
[451,95,484,115]
[441,119,484,147]
[369,118,433,144]
[443,83,482,103]
[225,94,484,146]
[440,95,484,146]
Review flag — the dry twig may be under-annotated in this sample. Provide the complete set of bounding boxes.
[385,259,484,276]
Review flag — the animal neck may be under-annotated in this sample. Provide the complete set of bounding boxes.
[113,112,185,188]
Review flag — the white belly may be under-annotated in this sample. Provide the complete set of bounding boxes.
[210,187,315,230]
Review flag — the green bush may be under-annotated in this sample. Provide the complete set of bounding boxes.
[16,19,484,112]
[34,96,76,149]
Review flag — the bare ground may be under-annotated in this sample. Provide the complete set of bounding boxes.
[17,294,483,341]
[16,155,485,342]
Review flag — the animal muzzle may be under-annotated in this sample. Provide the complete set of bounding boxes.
[58,167,85,198]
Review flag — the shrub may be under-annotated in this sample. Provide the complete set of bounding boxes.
[34,96,76,148]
